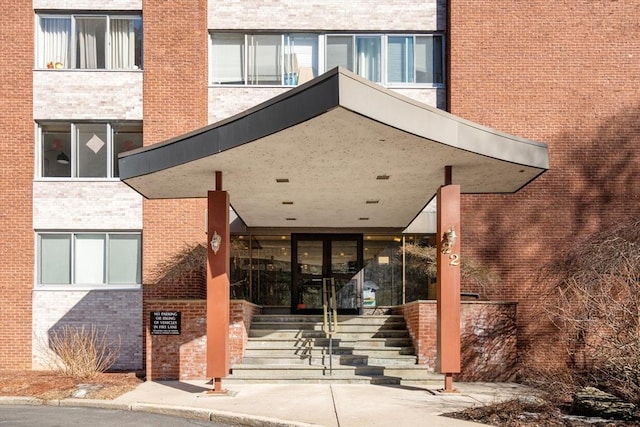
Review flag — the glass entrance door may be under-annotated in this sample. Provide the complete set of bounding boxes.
[291,234,363,314]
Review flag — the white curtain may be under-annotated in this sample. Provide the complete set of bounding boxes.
[356,37,381,82]
[110,19,135,69]
[109,235,141,284]
[38,18,70,68]
[211,34,244,84]
[75,234,105,284]
[77,19,98,68]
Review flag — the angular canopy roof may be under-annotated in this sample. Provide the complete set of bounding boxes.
[119,68,548,229]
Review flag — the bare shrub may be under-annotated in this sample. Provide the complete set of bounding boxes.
[49,325,120,379]
[150,242,207,283]
[544,220,640,404]
[403,242,497,299]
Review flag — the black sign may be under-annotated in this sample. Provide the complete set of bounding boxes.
[150,311,181,335]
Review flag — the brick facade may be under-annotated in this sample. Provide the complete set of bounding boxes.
[33,181,142,230]
[399,301,517,381]
[141,0,209,284]
[32,290,143,370]
[0,0,34,369]
[145,300,259,380]
[33,71,143,121]
[208,0,445,32]
[448,1,640,369]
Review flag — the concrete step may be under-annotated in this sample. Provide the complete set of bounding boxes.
[246,337,414,348]
[249,321,408,331]
[251,315,406,326]
[225,365,442,385]
[244,345,416,357]
[248,329,410,339]
[236,314,426,384]
[230,364,389,378]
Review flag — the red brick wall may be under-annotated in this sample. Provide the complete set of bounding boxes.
[141,0,209,285]
[0,1,33,369]
[449,1,640,369]
[145,300,259,380]
[399,301,517,381]
[229,300,261,366]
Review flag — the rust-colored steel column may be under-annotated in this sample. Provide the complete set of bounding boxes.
[436,182,461,393]
[206,171,230,393]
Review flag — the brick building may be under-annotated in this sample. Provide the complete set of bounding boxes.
[0,0,637,381]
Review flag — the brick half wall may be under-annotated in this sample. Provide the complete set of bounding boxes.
[399,300,517,381]
[145,300,259,380]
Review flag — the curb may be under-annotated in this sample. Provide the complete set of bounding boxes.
[0,397,322,427]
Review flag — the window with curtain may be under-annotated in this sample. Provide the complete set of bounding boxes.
[326,35,382,82]
[36,13,142,70]
[210,32,444,87]
[38,233,141,286]
[39,121,142,179]
[210,33,245,84]
[37,17,71,69]
[247,34,282,85]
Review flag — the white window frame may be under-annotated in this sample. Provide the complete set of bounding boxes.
[35,12,143,70]
[36,121,143,180]
[36,231,142,289]
[209,32,444,88]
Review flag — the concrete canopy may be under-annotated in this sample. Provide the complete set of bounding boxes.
[119,67,548,229]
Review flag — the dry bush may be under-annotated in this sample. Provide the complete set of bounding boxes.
[544,220,640,404]
[49,325,120,379]
[150,242,208,283]
[403,242,497,298]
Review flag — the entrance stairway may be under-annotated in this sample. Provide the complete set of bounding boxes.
[226,314,442,385]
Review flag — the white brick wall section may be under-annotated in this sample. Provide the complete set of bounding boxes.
[33,0,141,9]
[33,181,143,230]
[32,289,143,371]
[208,0,445,31]
[33,71,143,121]
[208,87,442,124]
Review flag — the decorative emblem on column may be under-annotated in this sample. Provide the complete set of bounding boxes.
[210,230,222,254]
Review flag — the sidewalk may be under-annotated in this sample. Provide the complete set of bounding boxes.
[102,380,536,427]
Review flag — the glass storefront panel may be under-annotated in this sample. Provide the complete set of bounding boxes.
[231,233,434,310]
[231,235,291,306]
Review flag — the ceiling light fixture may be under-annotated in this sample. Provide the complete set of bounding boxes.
[56,152,70,164]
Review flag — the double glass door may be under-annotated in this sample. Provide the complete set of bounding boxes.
[291,234,363,314]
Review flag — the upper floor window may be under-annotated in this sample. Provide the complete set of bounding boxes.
[210,33,319,86]
[38,122,143,179]
[36,13,142,70]
[209,32,443,87]
[38,232,141,286]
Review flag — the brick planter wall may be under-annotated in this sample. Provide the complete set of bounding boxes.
[145,300,259,380]
[399,300,517,381]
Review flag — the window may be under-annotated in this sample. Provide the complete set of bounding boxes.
[210,32,443,87]
[210,33,319,86]
[387,35,444,84]
[36,14,142,70]
[38,232,141,286]
[327,35,382,82]
[39,122,143,179]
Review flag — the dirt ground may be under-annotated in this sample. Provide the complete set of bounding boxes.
[0,370,142,401]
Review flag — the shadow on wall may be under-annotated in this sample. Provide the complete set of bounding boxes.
[460,102,640,370]
[40,290,143,372]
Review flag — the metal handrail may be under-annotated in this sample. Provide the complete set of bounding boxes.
[322,277,338,375]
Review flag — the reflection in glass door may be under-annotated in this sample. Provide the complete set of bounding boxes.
[291,234,363,314]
